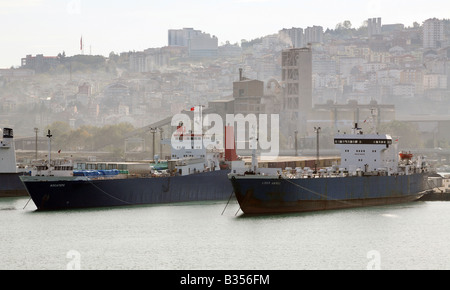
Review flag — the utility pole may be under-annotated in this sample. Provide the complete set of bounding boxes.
[314,127,321,173]
[150,127,157,161]
[294,130,298,157]
[159,127,164,159]
[34,128,39,161]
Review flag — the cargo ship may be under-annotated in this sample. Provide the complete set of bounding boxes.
[1,127,76,198]
[20,124,236,210]
[229,123,430,215]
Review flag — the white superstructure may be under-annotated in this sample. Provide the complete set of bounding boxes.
[0,128,17,173]
[334,124,398,174]
[164,112,223,175]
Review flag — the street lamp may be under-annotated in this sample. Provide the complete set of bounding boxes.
[314,127,321,173]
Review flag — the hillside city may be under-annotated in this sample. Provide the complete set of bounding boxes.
[1,17,450,157]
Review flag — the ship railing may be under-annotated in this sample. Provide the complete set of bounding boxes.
[281,170,343,179]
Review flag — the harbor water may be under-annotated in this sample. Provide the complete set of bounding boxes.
[1,197,450,270]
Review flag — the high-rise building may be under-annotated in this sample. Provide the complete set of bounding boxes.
[423,18,444,49]
[168,28,201,47]
[168,28,218,57]
[281,47,312,135]
[305,26,323,44]
[188,33,218,57]
[279,27,304,48]
[368,18,382,38]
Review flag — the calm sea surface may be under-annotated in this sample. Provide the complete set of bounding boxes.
[1,197,449,270]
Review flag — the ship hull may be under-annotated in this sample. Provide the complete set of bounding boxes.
[21,170,232,210]
[0,173,28,197]
[230,173,429,215]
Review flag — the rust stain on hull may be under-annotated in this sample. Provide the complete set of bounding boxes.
[236,193,424,215]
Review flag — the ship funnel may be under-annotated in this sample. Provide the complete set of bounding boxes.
[225,125,238,161]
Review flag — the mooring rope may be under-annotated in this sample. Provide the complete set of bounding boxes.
[426,179,442,192]
[23,197,32,210]
[221,191,235,215]
[279,175,363,207]
[85,177,134,205]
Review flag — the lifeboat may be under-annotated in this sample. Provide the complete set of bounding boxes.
[219,160,229,170]
[399,151,413,160]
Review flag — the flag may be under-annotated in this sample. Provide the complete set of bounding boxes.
[190,107,195,111]
[395,139,399,142]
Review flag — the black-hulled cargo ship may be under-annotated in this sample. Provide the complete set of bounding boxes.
[22,169,231,210]
[21,122,236,210]
[229,124,430,215]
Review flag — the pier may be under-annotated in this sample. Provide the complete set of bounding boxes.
[419,187,450,201]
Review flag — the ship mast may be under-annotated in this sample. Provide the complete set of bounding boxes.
[47,130,52,170]
[370,108,378,134]
[250,126,258,173]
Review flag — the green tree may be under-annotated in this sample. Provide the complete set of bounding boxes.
[45,121,71,150]
[378,121,423,149]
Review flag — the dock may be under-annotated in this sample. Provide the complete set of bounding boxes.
[419,187,450,201]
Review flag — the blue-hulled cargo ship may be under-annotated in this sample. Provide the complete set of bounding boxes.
[229,124,430,215]
[20,123,236,210]
[21,169,231,210]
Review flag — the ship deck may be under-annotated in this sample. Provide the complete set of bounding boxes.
[240,155,340,169]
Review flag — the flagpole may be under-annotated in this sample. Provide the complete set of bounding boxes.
[80,36,84,55]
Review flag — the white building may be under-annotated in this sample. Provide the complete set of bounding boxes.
[443,178,450,193]
[368,18,382,38]
[423,74,447,90]
[279,27,305,48]
[305,26,323,44]
[168,28,201,46]
[423,18,444,49]
[393,84,415,98]
[168,28,218,57]
[189,33,218,57]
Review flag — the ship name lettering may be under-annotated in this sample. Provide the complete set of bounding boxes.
[50,184,65,187]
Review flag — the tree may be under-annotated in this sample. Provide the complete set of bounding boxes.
[45,121,71,150]
[336,20,352,30]
[378,121,423,149]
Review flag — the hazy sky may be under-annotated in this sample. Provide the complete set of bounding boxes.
[1,0,449,68]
